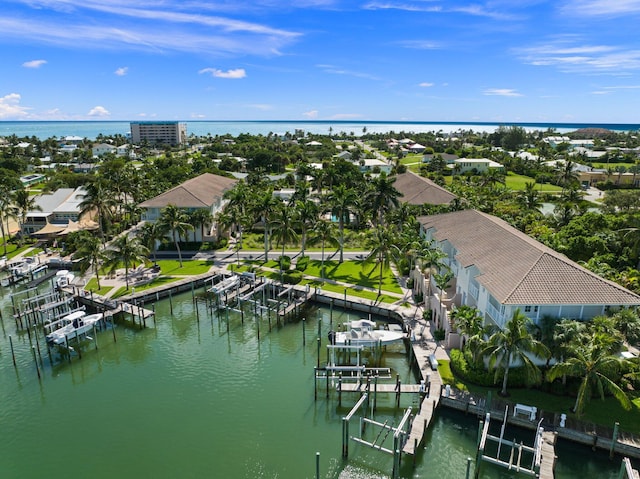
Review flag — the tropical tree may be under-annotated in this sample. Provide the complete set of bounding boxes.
[189,208,214,243]
[157,205,193,267]
[366,175,401,226]
[295,199,319,256]
[417,241,448,308]
[309,218,338,280]
[72,231,105,289]
[516,182,543,214]
[365,225,399,294]
[103,234,149,290]
[483,309,550,396]
[270,203,299,276]
[79,177,115,241]
[13,188,42,246]
[325,185,356,263]
[547,336,632,416]
[451,305,485,363]
[137,221,163,265]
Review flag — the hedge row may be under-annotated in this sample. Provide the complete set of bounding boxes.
[449,349,538,389]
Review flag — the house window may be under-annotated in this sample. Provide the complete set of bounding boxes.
[524,306,538,313]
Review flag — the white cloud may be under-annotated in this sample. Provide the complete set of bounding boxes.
[561,0,640,16]
[0,93,30,119]
[248,103,272,110]
[419,82,434,87]
[303,110,318,119]
[0,4,300,57]
[199,68,247,79]
[88,105,110,117]
[22,59,47,68]
[397,40,441,50]
[114,67,128,76]
[316,64,381,81]
[516,38,640,73]
[483,88,523,97]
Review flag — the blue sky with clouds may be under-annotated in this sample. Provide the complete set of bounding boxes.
[1,0,639,123]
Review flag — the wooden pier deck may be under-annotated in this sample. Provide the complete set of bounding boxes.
[402,371,442,455]
[539,431,557,479]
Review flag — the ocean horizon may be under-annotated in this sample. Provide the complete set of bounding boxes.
[0,120,638,140]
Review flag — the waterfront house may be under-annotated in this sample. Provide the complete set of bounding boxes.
[92,143,117,157]
[24,187,97,237]
[393,171,457,206]
[138,173,237,242]
[412,209,640,347]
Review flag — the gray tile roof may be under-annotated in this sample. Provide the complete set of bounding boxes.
[418,209,640,306]
[394,171,457,205]
[138,173,237,209]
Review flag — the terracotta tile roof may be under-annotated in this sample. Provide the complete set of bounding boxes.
[138,173,237,209]
[418,209,640,306]
[394,171,457,205]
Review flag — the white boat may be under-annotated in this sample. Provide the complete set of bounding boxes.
[209,275,239,294]
[46,311,102,345]
[332,319,406,347]
[55,270,75,288]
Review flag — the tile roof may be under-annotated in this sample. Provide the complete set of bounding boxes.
[394,171,457,205]
[418,209,640,306]
[138,173,237,209]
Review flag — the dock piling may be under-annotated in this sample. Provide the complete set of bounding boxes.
[9,335,16,367]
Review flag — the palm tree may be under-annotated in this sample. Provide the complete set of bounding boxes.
[270,203,299,276]
[137,221,163,266]
[79,178,115,242]
[366,175,401,226]
[451,305,485,362]
[253,191,281,262]
[189,208,214,243]
[417,241,448,309]
[13,188,42,246]
[548,336,632,416]
[365,225,399,294]
[157,205,193,267]
[103,235,149,290]
[309,219,338,280]
[516,181,543,214]
[295,199,319,256]
[326,185,356,263]
[0,193,17,256]
[483,309,550,396]
[73,231,105,289]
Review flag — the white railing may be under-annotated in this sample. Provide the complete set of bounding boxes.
[487,303,505,327]
[469,283,479,300]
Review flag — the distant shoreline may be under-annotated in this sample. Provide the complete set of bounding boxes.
[1,119,638,140]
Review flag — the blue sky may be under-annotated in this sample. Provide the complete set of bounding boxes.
[1,0,640,123]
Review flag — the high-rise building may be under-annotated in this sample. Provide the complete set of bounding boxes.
[130,121,187,146]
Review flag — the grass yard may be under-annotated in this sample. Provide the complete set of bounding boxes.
[111,276,182,298]
[155,259,213,275]
[302,259,402,294]
[84,278,114,296]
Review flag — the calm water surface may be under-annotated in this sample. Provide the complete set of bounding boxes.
[0,284,632,478]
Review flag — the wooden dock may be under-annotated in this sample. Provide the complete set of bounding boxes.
[402,373,442,455]
[539,431,558,479]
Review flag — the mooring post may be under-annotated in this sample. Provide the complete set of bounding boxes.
[111,317,117,343]
[195,300,200,324]
[314,367,317,400]
[152,303,156,326]
[256,312,260,340]
[466,457,472,479]
[316,451,320,479]
[330,298,333,325]
[9,335,16,367]
[338,377,342,407]
[93,323,98,350]
[191,282,195,303]
[317,338,320,369]
[169,289,173,315]
[610,421,620,459]
[31,346,41,380]
[65,335,71,363]
[302,317,306,346]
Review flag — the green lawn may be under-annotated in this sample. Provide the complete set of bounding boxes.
[302,259,402,294]
[84,278,114,296]
[504,172,563,192]
[111,276,182,298]
[155,259,213,275]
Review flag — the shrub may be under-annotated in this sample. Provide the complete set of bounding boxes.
[279,255,291,271]
[295,255,310,271]
[406,277,414,289]
[433,328,446,341]
[449,349,537,389]
[282,270,303,284]
[414,292,424,303]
